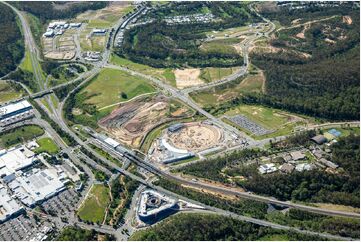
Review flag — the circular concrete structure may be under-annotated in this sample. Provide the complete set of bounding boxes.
[167,122,223,153]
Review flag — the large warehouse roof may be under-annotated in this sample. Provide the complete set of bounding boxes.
[0,146,36,177]
[0,100,32,118]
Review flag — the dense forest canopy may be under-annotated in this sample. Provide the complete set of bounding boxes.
[249,4,360,120]
[117,2,260,68]
[0,3,24,78]
[11,1,107,22]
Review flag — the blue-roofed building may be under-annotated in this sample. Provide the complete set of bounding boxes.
[168,123,184,133]
[328,129,341,137]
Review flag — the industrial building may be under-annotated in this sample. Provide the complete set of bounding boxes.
[0,146,37,178]
[0,184,24,223]
[8,168,66,207]
[168,123,184,133]
[92,28,107,35]
[137,190,179,224]
[0,100,34,127]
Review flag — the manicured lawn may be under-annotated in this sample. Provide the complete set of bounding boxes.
[35,137,59,155]
[80,68,156,109]
[0,81,23,104]
[0,125,44,148]
[78,184,110,224]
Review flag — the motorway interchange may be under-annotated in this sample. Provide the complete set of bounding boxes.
[0,1,360,241]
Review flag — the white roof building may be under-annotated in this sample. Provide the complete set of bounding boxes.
[295,163,315,172]
[0,184,24,222]
[104,137,120,149]
[8,169,66,207]
[0,146,36,177]
[0,100,32,120]
[258,163,278,174]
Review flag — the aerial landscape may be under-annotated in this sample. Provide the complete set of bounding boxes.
[0,1,359,241]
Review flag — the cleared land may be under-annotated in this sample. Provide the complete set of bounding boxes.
[190,70,265,107]
[0,125,44,148]
[174,69,204,89]
[80,68,156,109]
[199,66,241,83]
[0,81,23,104]
[99,95,194,148]
[167,122,223,152]
[77,184,110,224]
[35,137,59,155]
[77,2,134,51]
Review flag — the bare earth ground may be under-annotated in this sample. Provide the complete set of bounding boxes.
[167,122,223,153]
[174,68,204,89]
[99,95,189,148]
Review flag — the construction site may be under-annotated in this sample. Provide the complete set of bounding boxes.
[98,95,194,149]
[147,121,225,164]
[42,21,82,60]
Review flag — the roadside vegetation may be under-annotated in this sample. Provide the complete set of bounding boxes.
[130,213,325,241]
[106,175,139,227]
[57,226,115,241]
[0,80,24,104]
[0,125,44,148]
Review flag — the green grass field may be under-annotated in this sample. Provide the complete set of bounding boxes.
[222,104,309,139]
[0,81,23,104]
[200,40,238,55]
[110,54,177,87]
[34,137,59,155]
[78,184,110,224]
[0,125,44,148]
[81,68,156,109]
[19,50,33,73]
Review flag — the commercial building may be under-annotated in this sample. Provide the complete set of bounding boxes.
[0,146,37,178]
[8,168,66,207]
[0,100,34,127]
[159,138,194,164]
[43,29,55,38]
[138,190,179,224]
[0,184,24,223]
